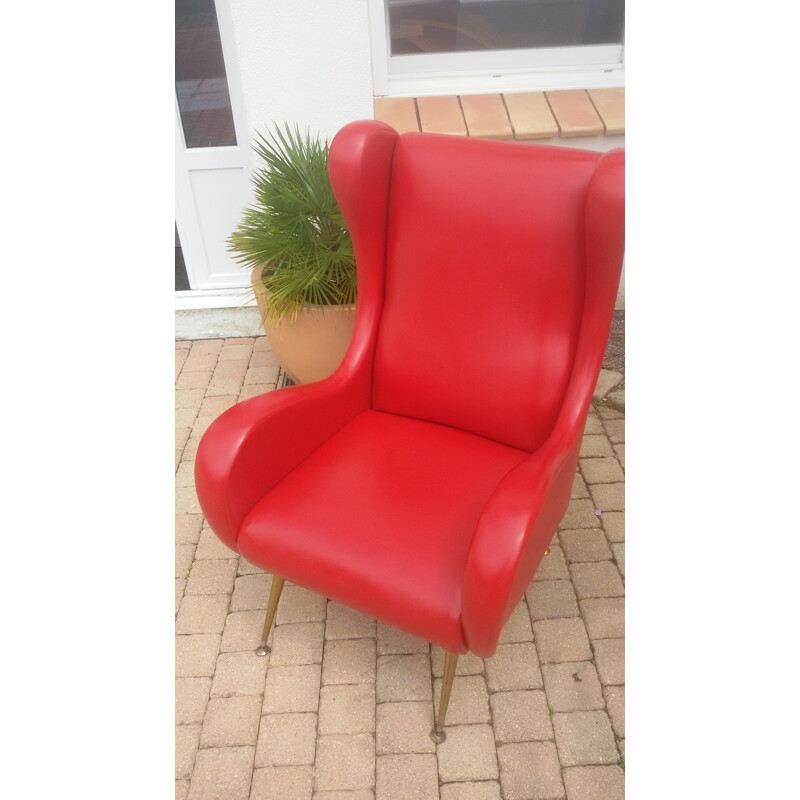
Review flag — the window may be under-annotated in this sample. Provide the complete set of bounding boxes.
[370,0,624,96]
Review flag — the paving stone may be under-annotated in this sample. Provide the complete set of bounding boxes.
[250,765,313,800]
[490,689,553,742]
[318,683,376,735]
[377,621,427,654]
[210,651,269,696]
[176,339,193,349]
[552,711,619,766]
[176,514,204,545]
[176,544,196,579]
[176,388,206,409]
[255,713,318,767]
[239,384,272,401]
[434,674,491,725]
[186,558,238,596]
[579,435,615,459]
[601,418,624,443]
[327,603,377,640]
[275,585,328,624]
[559,529,612,563]
[613,443,625,468]
[176,594,229,635]
[588,483,625,513]
[559,498,602,529]
[600,512,625,543]
[618,738,624,759]
[176,778,190,800]
[593,369,622,399]
[270,622,325,666]
[183,353,219,372]
[187,746,255,800]
[263,664,322,714]
[230,573,274,610]
[533,618,592,663]
[218,344,252,361]
[595,406,623,420]
[175,455,199,485]
[579,457,624,485]
[237,556,264,576]
[570,562,624,599]
[611,543,625,576]
[197,394,238,418]
[176,724,202,780]
[207,377,245,397]
[176,677,212,724]
[582,415,603,435]
[176,370,213,391]
[376,701,436,754]
[376,753,439,800]
[571,472,589,499]
[315,734,375,791]
[497,741,564,800]
[498,601,534,643]
[541,662,604,712]
[562,765,625,800]
[532,545,569,581]
[176,426,191,453]
[439,782,501,800]
[579,599,625,640]
[485,642,542,692]
[323,639,376,685]
[592,638,624,686]
[603,685,624,738]
[221,610,264,652]
[377,653,432,702]
[432,647,485,677]
[437,725,499,782]
[213,359,248,379]
[190,339,224,356]
[249,348,280,367]
[176,634,223,678]
[526,580,579,620]
[196,527,238,560]
[200,695,262,748]
[245,365,281,385]
[176,579,186,615]
[313,792,374,800]
[176,487,203,515]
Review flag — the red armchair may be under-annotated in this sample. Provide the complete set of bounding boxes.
[195,121,625,742]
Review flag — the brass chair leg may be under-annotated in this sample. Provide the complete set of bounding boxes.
[431,651,459,743]
[255,576,285,656]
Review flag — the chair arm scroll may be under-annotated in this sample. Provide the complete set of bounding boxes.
[461,435,582,657]
[195,373,368,553]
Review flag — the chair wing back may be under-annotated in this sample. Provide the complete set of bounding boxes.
[370,132,605,452]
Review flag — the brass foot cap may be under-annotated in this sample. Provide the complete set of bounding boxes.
[255,644,270,656]
[544,547,551,555]
[430,727,446,744]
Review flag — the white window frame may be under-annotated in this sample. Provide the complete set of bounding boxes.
[368,0,624,97]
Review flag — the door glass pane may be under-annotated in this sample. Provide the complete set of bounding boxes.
[387,0,624,55]
[175,224,191,291]
[176,0,237,148]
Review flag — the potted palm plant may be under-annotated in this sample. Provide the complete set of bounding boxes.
[228,123,356,384]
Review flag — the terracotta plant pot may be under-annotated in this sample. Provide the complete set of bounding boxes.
[251,267,356,385]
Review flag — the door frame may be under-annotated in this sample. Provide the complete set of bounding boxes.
[175,0,253,308]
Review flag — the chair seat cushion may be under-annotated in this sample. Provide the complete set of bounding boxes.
[237,409,528,652]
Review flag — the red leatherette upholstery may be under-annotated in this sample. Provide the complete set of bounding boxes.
[195,120,625,658]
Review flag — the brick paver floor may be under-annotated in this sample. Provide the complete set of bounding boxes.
[176,336,625,800]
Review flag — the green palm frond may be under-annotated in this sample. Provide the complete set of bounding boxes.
[228,123,355,323]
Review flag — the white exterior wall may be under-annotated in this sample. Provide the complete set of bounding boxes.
[229,0,376,144]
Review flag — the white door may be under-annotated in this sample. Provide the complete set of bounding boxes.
[175,0,252,309]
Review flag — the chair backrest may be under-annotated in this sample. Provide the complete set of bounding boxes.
[371,133,605,453]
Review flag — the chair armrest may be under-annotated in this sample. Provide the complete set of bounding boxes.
[462,428,582,657]
[195,372,368,553]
